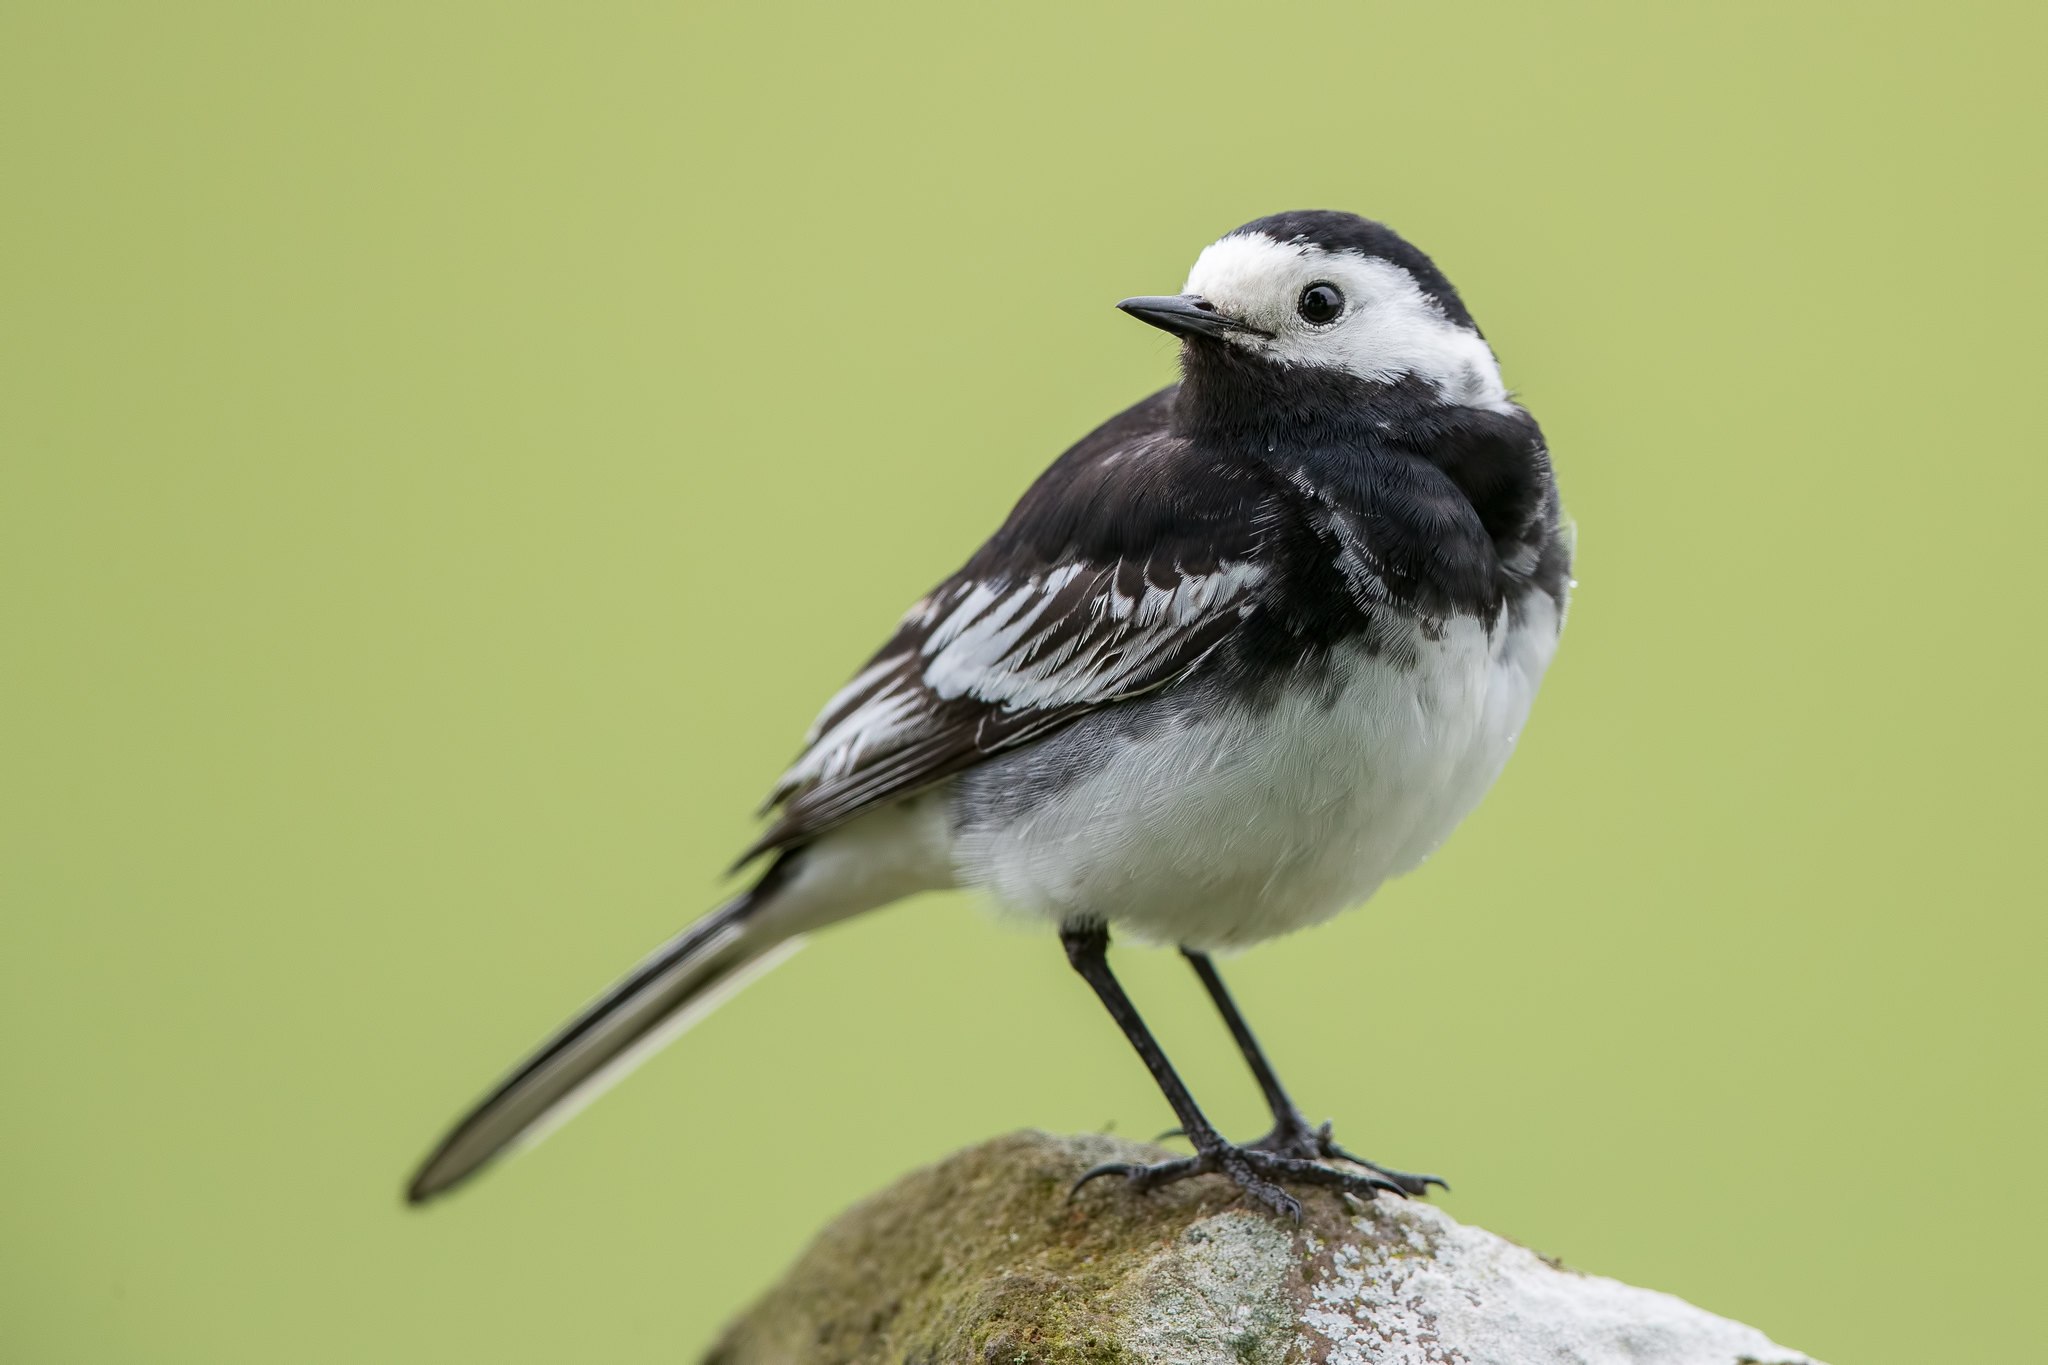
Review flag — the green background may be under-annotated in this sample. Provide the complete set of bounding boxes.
[4,3,2043,1361]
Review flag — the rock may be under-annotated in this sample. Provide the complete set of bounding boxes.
[706,1131,1822,1365]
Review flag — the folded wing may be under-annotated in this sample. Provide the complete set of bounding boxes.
[743,388,1281,861]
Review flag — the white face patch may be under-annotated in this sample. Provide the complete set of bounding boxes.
[1182,233,1512,411]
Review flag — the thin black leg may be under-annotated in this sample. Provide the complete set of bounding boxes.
[1061,924,1411,1219]
[1061,924,1220,1147]
[1182,949,1301,1127]
[1180,948,1447,1197]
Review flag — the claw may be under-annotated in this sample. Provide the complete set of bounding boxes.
[1069,1161,1143,1199]
[1322,1141,1449,1195]
[1244,1182,1301,1221]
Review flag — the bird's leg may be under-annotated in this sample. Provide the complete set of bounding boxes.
[1180,949,1446,1197]
[1061,923,1409,1220]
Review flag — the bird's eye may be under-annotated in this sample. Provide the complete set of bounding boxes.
[1297,282,1344,325]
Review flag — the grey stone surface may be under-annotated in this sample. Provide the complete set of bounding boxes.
[707,1131,1822,1365]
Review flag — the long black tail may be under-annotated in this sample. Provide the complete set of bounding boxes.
[407,860,802,1204]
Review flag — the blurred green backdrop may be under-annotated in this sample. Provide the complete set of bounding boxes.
[4,2,2044,1361]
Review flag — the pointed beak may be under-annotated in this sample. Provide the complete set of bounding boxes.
[1115,294,1270,341]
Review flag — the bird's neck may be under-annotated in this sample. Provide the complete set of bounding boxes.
[1171,345,1398,450]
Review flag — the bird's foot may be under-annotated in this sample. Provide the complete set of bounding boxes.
[1245,1116,1447,1198]
[1072,1137,1414,1221]
[1153,1116,1447,1199]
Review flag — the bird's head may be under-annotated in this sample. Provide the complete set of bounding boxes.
[1119,210,1509,413]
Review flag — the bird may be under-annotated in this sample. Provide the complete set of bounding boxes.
[406,209,1573,1218]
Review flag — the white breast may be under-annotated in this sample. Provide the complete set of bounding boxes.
[952,593,1563,951]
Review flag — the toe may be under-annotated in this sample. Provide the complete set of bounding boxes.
[1325,1149,1448,1197]
[1242,1150,1407,1200]
[1127,1155,1201,1191]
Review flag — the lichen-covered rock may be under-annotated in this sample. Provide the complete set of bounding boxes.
[706,1131,1821,1365]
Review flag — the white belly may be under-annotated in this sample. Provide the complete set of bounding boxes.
[952,594,1562,950]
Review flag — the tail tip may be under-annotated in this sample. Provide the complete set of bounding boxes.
[405,1153,463,1208]
[404,1172,438,1207]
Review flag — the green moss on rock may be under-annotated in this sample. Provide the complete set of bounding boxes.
[705,1131,1358,1365]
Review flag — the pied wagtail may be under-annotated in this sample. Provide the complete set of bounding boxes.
[408,210,1573,1218]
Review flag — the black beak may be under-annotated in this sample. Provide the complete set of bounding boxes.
[1116,294,1270,341]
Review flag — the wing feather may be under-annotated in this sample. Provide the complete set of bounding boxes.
[738,386,1286,862]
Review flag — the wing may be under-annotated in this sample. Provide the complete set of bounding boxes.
[740,386,1280,862]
